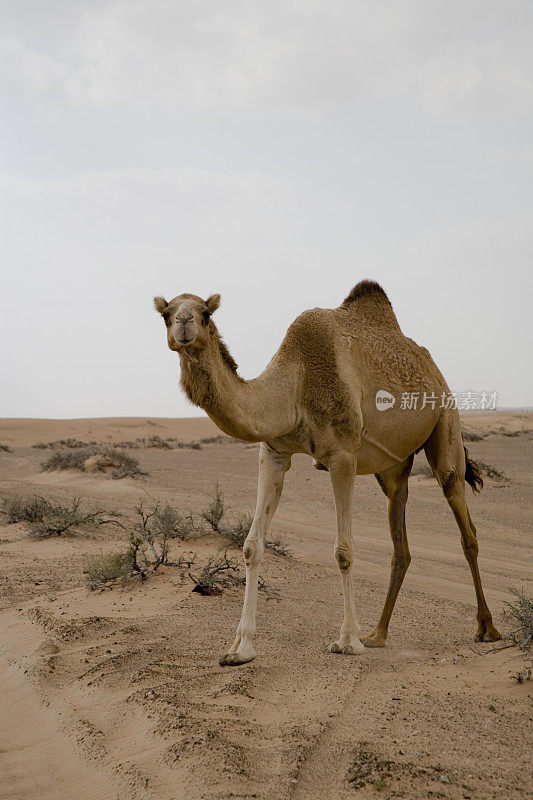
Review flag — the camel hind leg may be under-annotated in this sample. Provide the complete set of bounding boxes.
[424,413,501,642]
[363,453,414,647]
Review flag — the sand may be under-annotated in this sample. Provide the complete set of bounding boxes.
[0,412,531,800]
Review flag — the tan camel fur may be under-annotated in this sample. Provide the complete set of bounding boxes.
[154,281,501,666]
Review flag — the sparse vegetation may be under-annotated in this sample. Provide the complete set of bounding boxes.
[32,434,231,451]
[477,460,507,481]
[41,447,145,479]
[266,536,291,557]
[462,430,487,442]
[33,438,97,449]
[0,443,12,452]
[201,483,226,532]
[1,494,121,537]
[224,511,253,547]
[189,552,243,595]
[130,501,197,576]
[512,667,531,684]
[503,588,533,648]
[200,486,291,555]
[151,502,196,541]
[411,463,434,477]
[84,533,143,588]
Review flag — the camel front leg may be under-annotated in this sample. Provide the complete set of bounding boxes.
[219,443,291,666]
[328,454,365,655]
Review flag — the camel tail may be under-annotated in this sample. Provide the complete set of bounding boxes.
[464,446,483,493]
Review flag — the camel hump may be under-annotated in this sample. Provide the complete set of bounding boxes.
[342,280,392,308]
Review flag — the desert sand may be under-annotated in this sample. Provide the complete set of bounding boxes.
[0,411,531,800]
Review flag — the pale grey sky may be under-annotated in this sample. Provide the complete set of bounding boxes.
[1,0,532,417]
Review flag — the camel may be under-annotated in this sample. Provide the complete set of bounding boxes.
[154,281,501,666]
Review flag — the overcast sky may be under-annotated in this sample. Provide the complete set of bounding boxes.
[1,0,532,418]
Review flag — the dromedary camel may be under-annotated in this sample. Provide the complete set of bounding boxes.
[154,281,501,666]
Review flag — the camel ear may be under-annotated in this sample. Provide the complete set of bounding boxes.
[205,294,221,314]
[154,296,168,315]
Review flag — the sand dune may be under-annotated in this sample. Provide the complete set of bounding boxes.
[0,412,531,799]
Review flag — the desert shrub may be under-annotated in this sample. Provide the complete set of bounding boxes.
[84,534,143,588]
[132,501,196,575]
[411,463,434,478]
[41,447,145,479]
[42,450,90,470]
[190,552,243,595]
[477,460,507,481]
[199,487,291,556]
[32,438,97,449]
[104,450,145,478]
[504,588,533,648]
[199,435,229,445]
[151,502,195,541]
[175,440,202,450]
[223,512,291,556]
[224,512,253,547]
[84,551,132,587]
[462,431,487,442]
[144,435,172,449]
[1,494,121,537]
[0,443,12,452]
[201,483,226,532]
[1,495,52,524]
[266,536,291,557]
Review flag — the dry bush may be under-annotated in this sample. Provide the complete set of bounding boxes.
[224,511,253,547]
[477,460,507,481]
[2,495,51,524]
[175,440,202,450]
[512,667,531,684]
[411,463,434,478]
[504,588,533,648]
[266,536,291,557]
[1,494,121,537]
[200,486,291,555]
[132,501,196,575]
[151,502,196,541]
[189,552,243,595]
[42,447,145,479]
[145,435,172,449]
[0,443,12,452]
[84,533,143,588]
[115,435,173,449]
[200,483,226,532]
[462,430,487,442]
[33,438,96,449]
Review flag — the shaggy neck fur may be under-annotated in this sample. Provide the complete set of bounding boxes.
[178,325,297,442]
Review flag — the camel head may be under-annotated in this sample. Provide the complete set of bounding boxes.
[154,292,221,353]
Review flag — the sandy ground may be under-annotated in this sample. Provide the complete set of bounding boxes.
[0,412,531,800]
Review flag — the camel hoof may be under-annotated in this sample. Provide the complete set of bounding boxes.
[328,641,365,655]
[219,651,255,667]
[475,623,502,643]
[362,633,387,648]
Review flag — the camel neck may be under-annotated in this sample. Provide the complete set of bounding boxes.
[178,335,298,443]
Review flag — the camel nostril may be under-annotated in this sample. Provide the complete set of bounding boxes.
[176,316,193,325]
